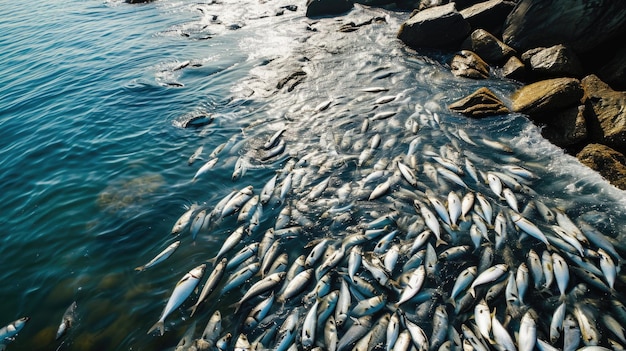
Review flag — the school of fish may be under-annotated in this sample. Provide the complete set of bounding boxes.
[133,85,626,351]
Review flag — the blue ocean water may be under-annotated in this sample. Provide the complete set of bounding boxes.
[1,0,625,350]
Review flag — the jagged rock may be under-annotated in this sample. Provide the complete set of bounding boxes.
[597,46,626,91]
[511,77,583,115]
[541,105,588,147]
[502,0,626,54]
[397,3,471,50]
[448,87,510,117]
[581,75,626,154]
[577,143,626,190]
[502,56,525,80]
[459,0,515,34]
[450,50,490,79]
[306,0,353,17]
[461,29,515,64]
[521,45,583,78]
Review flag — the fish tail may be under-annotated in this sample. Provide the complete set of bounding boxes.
[147,320,165,336]
[189,305,199,318]
[447,297,456,308]
[436,238,448,247]
[468,288,476,298]
[134,266,145,272]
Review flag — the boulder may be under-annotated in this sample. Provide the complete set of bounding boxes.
[397,3,471,50]
[511,77,583,115]
[502,0,626,54]
[450,50,490,79]
[502,56,525,80]
[540,105,588,148]
[306,0,353,17]
[597,46,626,91]
[448,87,510,118]
[581,75,626,154]
[521,45,583,78]
[459,0,515,34]
[461,29,515,64]
[577,143,626,190]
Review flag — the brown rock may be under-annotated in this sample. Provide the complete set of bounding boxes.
[581,74,626,154]
[521,45,583,78]
[502,56,525,80]
[451,50,490,79]
[577,143,626,190]
[461,29,516,64]
[459,0,515,34]
[541,105,588,147]
[397,3,471,50]
[511,77,583,115]
[449,87,510,118]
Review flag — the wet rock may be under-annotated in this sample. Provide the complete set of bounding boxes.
[540,105,588,148]
[502,56,525,80]
[397,3,471,50]
[502,0,626,54]
[577,143,626,190]
[511,77,583,115]
[459,0,515,34]
[306,0,353,17]
[450,50,490,79]
[448,87,510,118]
[597,46,626,91]
[521,45,583,78]
[461,29,515,64]
[581,74,626,154]
[277,70,307,92]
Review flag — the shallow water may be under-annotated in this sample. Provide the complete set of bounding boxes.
[1,0,625,350]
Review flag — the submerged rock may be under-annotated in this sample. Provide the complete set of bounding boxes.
[582,74,626,154]
[502,0,626,54]
[461,29,515,64]
[448,87,510,118]
[577,143,626,190]
[511,77,583,115]
[450,50,490,79]
[306,0,353,17]
[521,44,583,78]
[397,3,471,50]
[459,0,515,34]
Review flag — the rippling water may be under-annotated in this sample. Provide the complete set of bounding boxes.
[1,0,625,350]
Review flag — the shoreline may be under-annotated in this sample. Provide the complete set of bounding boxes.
[305,0,626,189]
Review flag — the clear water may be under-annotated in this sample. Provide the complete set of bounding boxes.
[1,0,624,350]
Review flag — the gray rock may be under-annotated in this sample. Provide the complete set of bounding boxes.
[521,45,583,78]
[511,77,583,115]
[577,143,626,190]
[397,3,471,50]
[541,105,588,147]
[459,0,515,34]
[502,56,525,80]
[306,0,353,17]
[448,87,510,117]
[450,50,490,79]
[582,75,626,154]
[597,46,626,91]
[461,29,515,64]
[502,0,626,54]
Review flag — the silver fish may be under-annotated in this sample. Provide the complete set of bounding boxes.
[468,263,508,298]
[192,158,218,182]
[148,264,206,336]
[172,204,199,235]
[56,301,77,340]
[135,241,180,272]
[190,258,227,317]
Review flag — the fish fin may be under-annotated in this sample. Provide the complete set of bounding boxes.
[468,288,476,298]
[436,238,448,247]
[134,266,145,272]
[147,320,165,336]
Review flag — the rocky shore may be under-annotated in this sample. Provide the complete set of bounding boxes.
[305,0,626,189]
